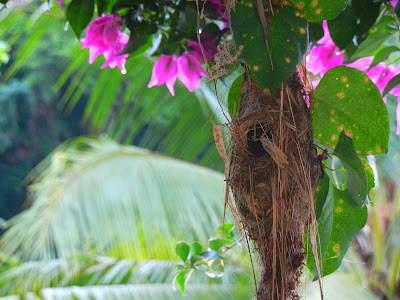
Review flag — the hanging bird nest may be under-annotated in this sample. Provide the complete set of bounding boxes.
[225,71,320,299]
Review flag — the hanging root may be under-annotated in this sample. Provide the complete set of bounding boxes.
[225,72,320,299]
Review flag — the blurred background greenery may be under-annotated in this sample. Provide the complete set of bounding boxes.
[0,1,400,299]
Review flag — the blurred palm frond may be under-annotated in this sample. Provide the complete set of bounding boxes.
[0,137,228,261]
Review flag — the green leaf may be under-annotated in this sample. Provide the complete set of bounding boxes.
[215,223,235,240]
[96,0,118,14]
[312,66,389,156]
[309,22,324,43]
[352,0,381,36]
[383,73,400,97]
[231,2,308,93]
[199,250,223,260]
[307,185,368,279]
[66,0,94,38]
[315,170,330,219]
[370,46,400,69]
[175,269,188,295]
[228,75,243,116]
[307,182,333,279]
[362,158,375,194]
[328,0,381,50]
[328,6,357,50]
[291,0,348,22]
[191,242,203,256]
[333,132,367,205]
[176,242,190,261]
[319,187,368,277]
[208,238,224,251]
[351,30,396,60]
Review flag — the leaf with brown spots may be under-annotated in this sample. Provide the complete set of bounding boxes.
[291,0,348,22]
[307,184,368,279]
[312,66,389,156]
[231,2,308,93]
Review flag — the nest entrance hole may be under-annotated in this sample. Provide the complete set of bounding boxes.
[247,123,272,157]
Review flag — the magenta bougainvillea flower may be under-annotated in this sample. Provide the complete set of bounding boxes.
[147,55,178,96]
[306,21,343,76]
[188,33,219,62]
[148,52,210,95]
[177,52,210,92]
[81,14,129,74]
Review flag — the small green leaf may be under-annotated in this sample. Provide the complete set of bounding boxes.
[175,242,190,261]
[199,250,223,260]
[291,0,348,22]
[351,30,396,60]
[362,158,375,194]
[215,223,235,239]
[312,66,389,156]
[66,0,95,38]
[191,242,203,256]
[370,46,400,69]
[333,132,368,205]
[175,269,188,295]
[231,2,308,93]
[383,73,400,97]
[228,76,243,116]
[208,238,224,251]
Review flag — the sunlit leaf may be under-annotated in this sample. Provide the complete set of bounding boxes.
[312,66,389,155]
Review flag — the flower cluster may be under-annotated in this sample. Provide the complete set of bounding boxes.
[81,14,129,74]
[148,33,218,95]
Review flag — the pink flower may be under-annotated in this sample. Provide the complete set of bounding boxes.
[147,55,178,96]
[188,33,219,62]
[81,14,129,74]
[101,34,129,74]
[177,52,210,92]
[307,21,344,76]
[391,0,398,7]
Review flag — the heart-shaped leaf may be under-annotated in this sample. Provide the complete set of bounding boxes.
[231,2,308,93]
[175,241,190,261]
[312,66,389,156]
[191,242,203,256]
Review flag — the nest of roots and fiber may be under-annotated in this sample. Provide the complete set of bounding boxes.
[226,72,320,300]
